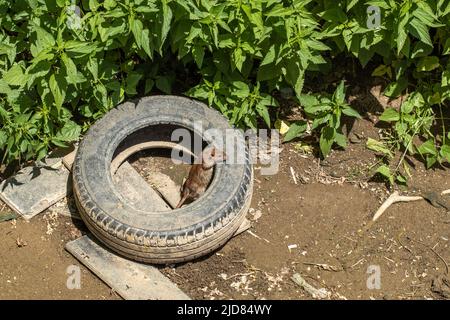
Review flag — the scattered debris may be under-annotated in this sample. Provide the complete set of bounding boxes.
[246,230,270,243]
[291,273,331,299]
[16,237,28,248]
[43,211,59,235]
[290,167,298,185]
[287,244,298,252]
[248,208,262,221]
[431,275,450,299]
[303,262,341,272]
[372,189,450,222]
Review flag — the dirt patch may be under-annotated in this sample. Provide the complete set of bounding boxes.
[0,204,119,300]
[1,118,449,299]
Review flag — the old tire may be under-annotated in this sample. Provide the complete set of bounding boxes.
[72,96,253,264]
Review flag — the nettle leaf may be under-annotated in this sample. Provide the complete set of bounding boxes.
[33,26,56,53]
[333,80,346,104]
[125,72,143,95]
[417,139,437,156]
[408,18,433,46]
[379,108,400,122]
[342,106,362,119]
[319,126,336,158]
[55,120,81,142]
[61,53,78,84]
[416,56,440,72]
[304,104,332,115]
[444,38,450,55]
[256,104,270,127]
[3,64,27,86]
[298,94,319,108]
[157,0,173,52]
[376,165,394,185]
[285,58,305,99]
[283,121,307,142]
[335,132,347,148]
[383,77,408,98]
[366,138,393,157]
[441,144,450,162]
[64,41,97,58]
[372,64,392,78]
[155,76,172,94]
[192,45,204,68]
[49,72,67,109]
[232,48,245,72]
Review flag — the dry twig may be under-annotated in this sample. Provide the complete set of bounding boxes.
[372,189,450,222]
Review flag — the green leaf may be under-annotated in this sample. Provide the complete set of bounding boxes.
[444,38,450,55]
[283,121,307,142]
[417,139,437,155]
[379,108,400,122]
[192,45,204,68]
[376,165,394,184]
[333,80,346,105]
[61,53,78,84]
[342,106,362,119]
[3,64,27,86]
[335,132,347,148]
[125,72,143,95]
[383,77,408,98]
[64,41,97,58]
[298,94,319,108]
[158,0,173,52]
[319,126,336,158]
[256,104,270,127]
[416,56,440,72]
[156,76,172,94]
[54,120,81,142]
[141,29,152,59]
[366,138,393,157]
[49,73,66,109]
[145,79,154,94]
[408,18,432,46]
[285,58,305,99]
[396,174,407,185]
[372,64,392,77]
[304,104,333,115]
[440,144,450,162]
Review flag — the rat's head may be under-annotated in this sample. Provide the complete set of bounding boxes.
[201,145,227,169]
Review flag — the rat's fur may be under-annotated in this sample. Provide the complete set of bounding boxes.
[175,146,226,208]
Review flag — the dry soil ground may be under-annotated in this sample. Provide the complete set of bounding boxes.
[1,115,449,299]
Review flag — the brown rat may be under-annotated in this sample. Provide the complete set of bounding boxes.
[175,145,226,208]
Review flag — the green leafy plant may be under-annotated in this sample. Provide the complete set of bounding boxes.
[285,81,361,158]
[0,0,449,181]
[367,91,449,185]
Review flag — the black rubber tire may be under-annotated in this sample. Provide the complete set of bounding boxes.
[72,96,253,264]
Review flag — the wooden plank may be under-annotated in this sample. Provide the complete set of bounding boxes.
[66,235,190,300]
[113,162,171,211]
[0,163,71,220]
